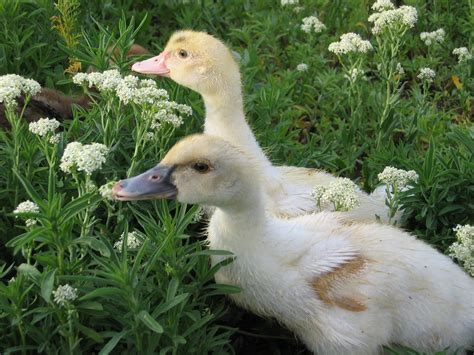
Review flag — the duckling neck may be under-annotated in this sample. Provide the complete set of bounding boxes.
[202,89,270,167]
[213,187,266,234]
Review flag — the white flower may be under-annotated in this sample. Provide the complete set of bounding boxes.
[420,28,445,46]
[296,63,308,72]
[53,284,78,307]
[14,200,39,227]
[377,166,418,189]
[95,70,123,92]
[293,6,304,13]
[192,206,205,223]
[452,47,472,63]
[0,74,41,107]
[72,73,88,86]
[301,16,326,34]
[396,62,405,75]
[312,178,360,212]
[29,117,60,138]
[371,0,395,12]
[60,142,109,175]
[99,181,116,200]
[49,134,61,144]
[368,5,418,35]
[116,76,169,105]
[328,33,373,55]
[114,231,142,250]
[344,68,365,82]
[417,67,436,83]
[281,0,298,6]
[449,224,473,276]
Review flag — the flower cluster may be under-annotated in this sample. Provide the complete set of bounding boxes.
[296,63,308,72]
[395,62,405,76]
[73,71,192,129]
[328,33,373,55]
[14,200,40,227]
[417,67,436,83]
[192,206,205,223]
[0,74,41,107]
[281,0,298,6]
[449,225,473,276]
[301,16,326,34]
[371,0,395,12]
[29,117,60,144]
[452,47,472,63]
[53,284,78,307]
[60,142,109,175]
[344,68,366,83]
[377,166,418,189]
[312,178,360,212]
[420,28,445,46]
[99,181,116,200]
[368,2,418,35]
[114,231,142,250]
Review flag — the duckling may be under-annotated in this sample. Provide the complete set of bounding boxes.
[113,134,474,355]
[131,31,392,222]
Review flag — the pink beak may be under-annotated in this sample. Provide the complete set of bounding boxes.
[131,51,170,77]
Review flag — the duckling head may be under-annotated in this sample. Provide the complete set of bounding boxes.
[131,30,241,96]
[113,134,259,207]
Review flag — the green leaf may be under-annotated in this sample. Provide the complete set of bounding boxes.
[190,249,234,257]
[79,287,121,302]
[40,269,56,303]
[205,283,241,296]
[152,293,189,317]
[60,193,102,224]
[137,310,164,333]
[73,237,111,257]
[77,323,103,343]
[17,263,40,280]
[99,330,127,355]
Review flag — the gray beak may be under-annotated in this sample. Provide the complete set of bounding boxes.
[112,165,177,201]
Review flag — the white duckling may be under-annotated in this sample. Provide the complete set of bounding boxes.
[113,134,474,355]
[131,30,392,222]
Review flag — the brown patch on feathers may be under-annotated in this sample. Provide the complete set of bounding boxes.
[312,256,367,312]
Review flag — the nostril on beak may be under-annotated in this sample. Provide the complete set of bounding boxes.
[150,175,161,181]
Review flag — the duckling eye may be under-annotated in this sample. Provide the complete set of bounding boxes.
[178,49,189,59]
[193,162,210,173]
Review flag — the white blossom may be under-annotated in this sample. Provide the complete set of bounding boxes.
[312,178,360,212]
[449,225,473,276]
[53,284,78,307]
[192,206,205,223]
[293,6,304,13]
[114,231,142,250]
[396,62,405,76]
[301,16,326,34]
[0,74,41,107]
[60,142,109,175]
[344,68,365,83]
[14,200,39,227]
[49,134,61,145]
[72,72,88,86]
[29,117,60,138]
[368,5,418,35]
[417,67,436,83]
[328,33,373,55]
[371,0,395,12]
[420,28,445,46]
[452,47,472,63]
[377,166,418,189]
[296,63,308,72]
[281,0,298,6]
[99,181,115,200]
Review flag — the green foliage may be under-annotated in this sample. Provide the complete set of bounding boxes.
[0,0,472,353]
